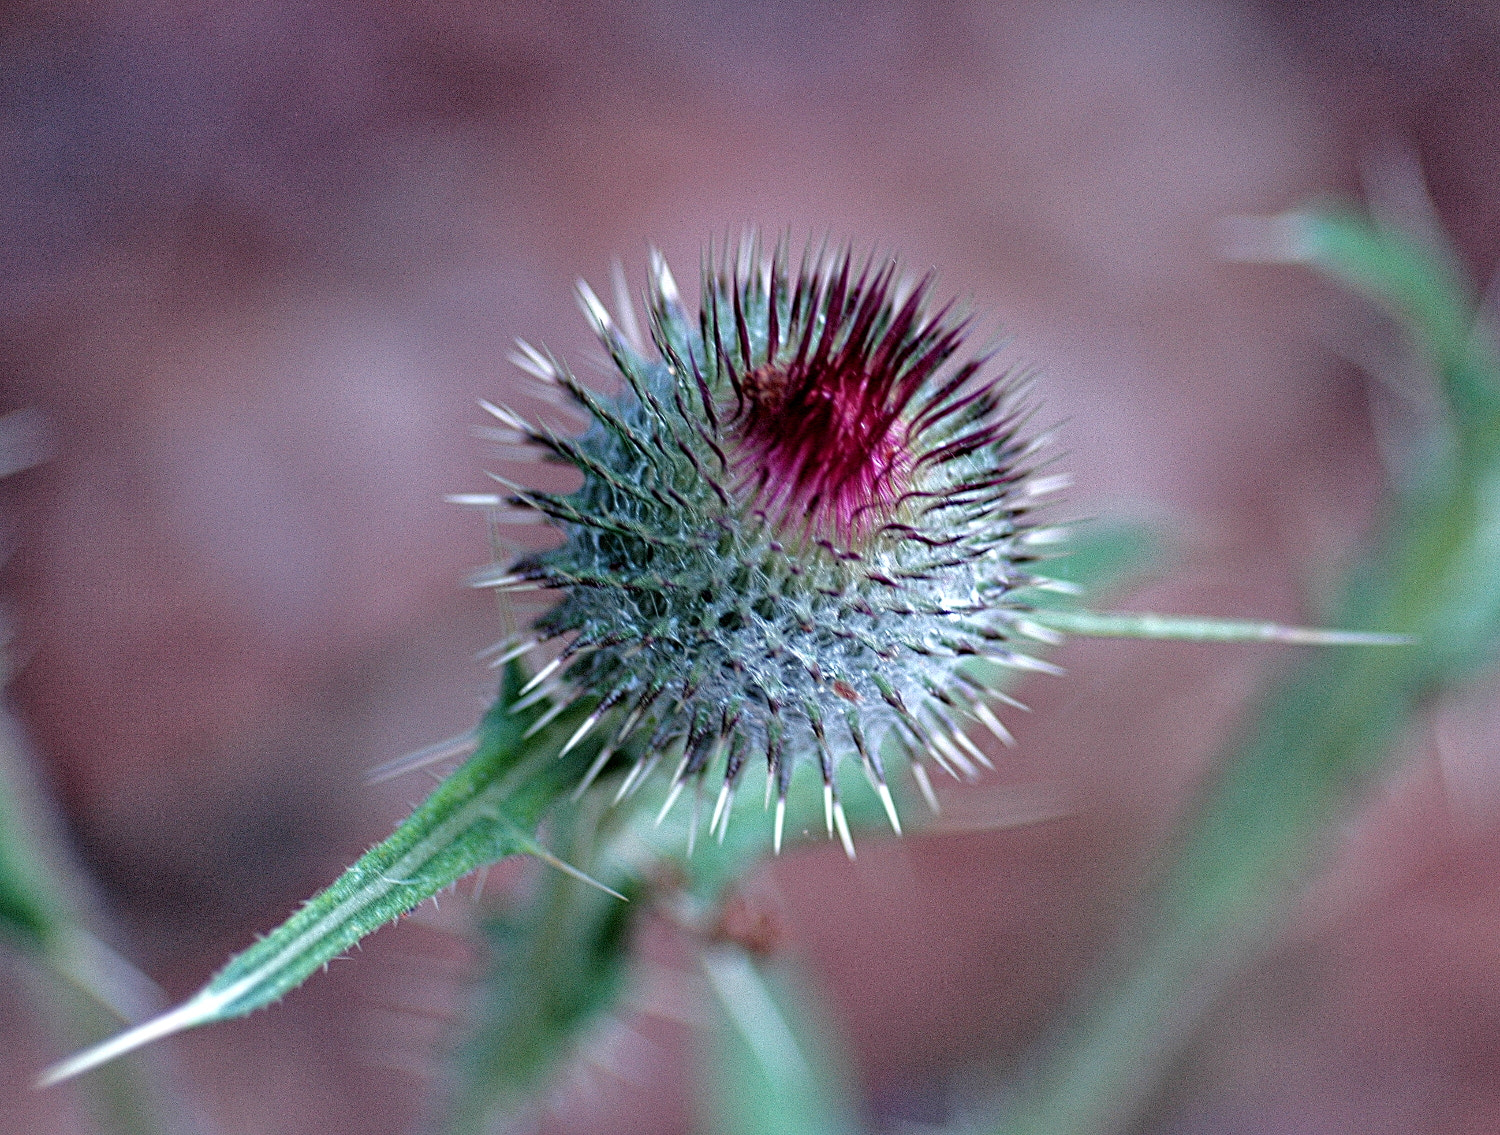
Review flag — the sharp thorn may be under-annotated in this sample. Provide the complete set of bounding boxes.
[520,655,565,694]
[912,763,940,814]
[833,801,856,860]
[521,696,572,737]
[577,279,615,337]
[877,782,903,835]
[530,847,627,902]
[973,702,1017,747]
[572,743,617,800]
[656,778,687,826]
[560,709,604,757]
[951,727,994,770]
[710,781,734,837]
[364,732,478,785]
[686,780,703,855]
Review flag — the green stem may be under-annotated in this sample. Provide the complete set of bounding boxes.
[441,792,636,1135]
[992,207,1500,1133]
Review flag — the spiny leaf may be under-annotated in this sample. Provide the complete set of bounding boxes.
[39,665,613,1088]
[1024,609,1414,646]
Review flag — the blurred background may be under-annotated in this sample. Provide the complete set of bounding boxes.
[2,1,1499,1132]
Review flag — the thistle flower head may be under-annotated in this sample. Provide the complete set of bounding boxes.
[482,237,1060,854]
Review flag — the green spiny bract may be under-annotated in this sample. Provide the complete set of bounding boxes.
[478,238,1065,855]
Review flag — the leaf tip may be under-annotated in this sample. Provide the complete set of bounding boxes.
[1217,211,1317,264]
[35,986,231,1088]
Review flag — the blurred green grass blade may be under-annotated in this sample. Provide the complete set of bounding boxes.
[0,623,94,984]
[1296,210,1500,433]
[0,423,68,960]
[0,726,66,955]
[990,205,1500,1135]
[699,948,859,1135]
[0,742,160,1023]
[0,718,166,1022]
[41,664,607,1088]
[443,797,639,1134]
[1237,209,1500,461]
[1296,209,1500,682]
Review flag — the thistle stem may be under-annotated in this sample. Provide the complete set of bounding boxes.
[991,207,1500,1134]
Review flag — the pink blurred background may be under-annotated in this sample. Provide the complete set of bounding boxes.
[3,1,1500,1132]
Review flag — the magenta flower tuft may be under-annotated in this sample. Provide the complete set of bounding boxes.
[725,253,980,544]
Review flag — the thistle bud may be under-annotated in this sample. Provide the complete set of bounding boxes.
[480,238,1059,855]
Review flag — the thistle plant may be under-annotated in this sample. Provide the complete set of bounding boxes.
[990,206,1500,1135]
[39,233,1405,1099]
[480,240,1067,855]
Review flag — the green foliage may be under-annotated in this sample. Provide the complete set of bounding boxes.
[40,214,1458,1135]
[39,663,613,1087]
[442,797,641,1134]
[989,207,1500,1134]
[0,729,64,954]
[699,950,859,1135]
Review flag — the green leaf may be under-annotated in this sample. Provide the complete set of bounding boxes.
[698,948,859,1135]
[0,724,66,955]
[1025,518,1167,599]
[442,794,641,1134]
[988,205,1500,1134]
[1296,210,1500,443]
[40,664,612,1087]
